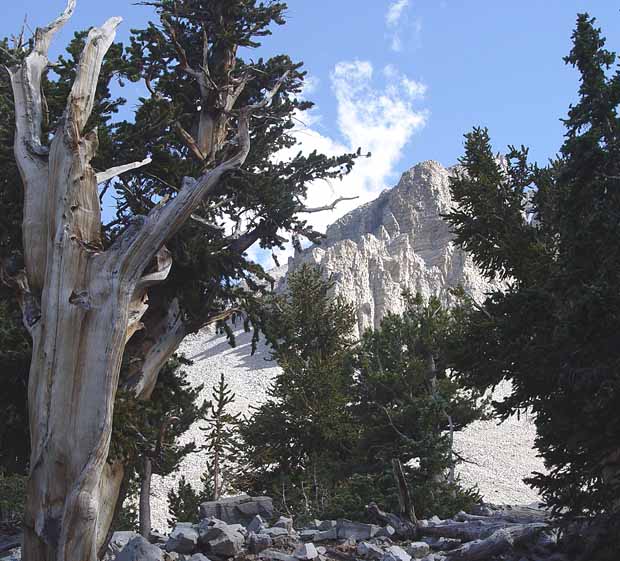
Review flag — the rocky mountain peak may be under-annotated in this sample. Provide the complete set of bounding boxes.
[286,160,498,336]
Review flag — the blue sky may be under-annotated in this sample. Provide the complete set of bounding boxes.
[2,1,620,239]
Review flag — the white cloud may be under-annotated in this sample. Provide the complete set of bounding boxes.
[249,60,428,266]
[386,0,409,27]
[385,0,421,53]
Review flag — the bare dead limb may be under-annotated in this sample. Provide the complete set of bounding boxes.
[301,195,360,213]
[443,523,549,561]
[96,158,152,184]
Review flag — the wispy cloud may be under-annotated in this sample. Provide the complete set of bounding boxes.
[385,0,421,53]
[386,0,410,52]
[249,60,427,267]
[386,0,409,27]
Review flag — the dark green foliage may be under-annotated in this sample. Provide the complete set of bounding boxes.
[0,301,30,475]
[0,37,32,476]
[238,265,357,516]
[0,471,26,523]
[167,474,211,525]
[239,267,483,520]
[110,355,207,531]
[444,13,620,540]
[116,477,140,532]
[111,0,360,336]
[350,293,486,519]
[111,355,206,478]
[201,373,241,501]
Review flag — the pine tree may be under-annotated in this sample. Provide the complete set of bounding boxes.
[201,373,241,502]
[109,355,207,540]
[350,292,486,519]
[444,13,620,555]
[238,265,357,516]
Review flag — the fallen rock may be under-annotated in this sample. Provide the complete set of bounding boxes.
[406,542,430,559]
[382,545,411,561]
[248,532,273,554]
[357,541,384,560]
[312,528,338,542]
[115,535,164,561]
[108,531,139,557]
[293,543,318,560]
[201,525,244,557]
[199,495,273,525]
[317,521,336,531]
[258,549,298,561]
[273,516,294,533]
[336,520,381,540]
[377,526,396,538]
[188,555,210,561]
[247,515,265,534]
[261,527,290,539]
[299,529,318,542]
[166,524,199,555]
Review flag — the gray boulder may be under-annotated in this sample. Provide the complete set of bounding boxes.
[200,524,244,557]
[357,542,384,560]
[312,528,337,542]
[299,529,318,542]
[258,549,297,561]
[248,532,273,554]
[114,536,164,561]
[166,524,199,555]
[261,527,290,539]
[405,543,430,559]
[336,520,381,540]
[382,545,411,561]
[377,526,396,538]
[108,531,140,557]
[293,543,318,560]
[188,555,210,561]
[273,516,294,532]
[247,515,265,534]
[199,495,273,525]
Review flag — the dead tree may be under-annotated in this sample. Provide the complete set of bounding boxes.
[6,2,288,559]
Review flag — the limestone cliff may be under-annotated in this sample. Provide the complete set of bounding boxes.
[286,160,500,335]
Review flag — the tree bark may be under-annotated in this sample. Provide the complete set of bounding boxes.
[8,3,286,559]
[6,3,272,560]
[96,466,130,560]
[139,456,152,538]
[392,458,417,524]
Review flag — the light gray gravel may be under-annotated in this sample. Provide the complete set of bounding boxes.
[150,326,544,531]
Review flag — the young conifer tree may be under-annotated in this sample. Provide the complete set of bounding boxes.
[238,264,356,516]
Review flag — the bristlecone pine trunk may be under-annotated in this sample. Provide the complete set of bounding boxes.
[7,2,282,559]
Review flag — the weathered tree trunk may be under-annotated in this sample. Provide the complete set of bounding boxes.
[8,2,277,559]
[391,458,417,524]
[139,456,152,538]
[97,466,130,560]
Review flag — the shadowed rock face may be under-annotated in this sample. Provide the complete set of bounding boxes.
[285,161,501,336]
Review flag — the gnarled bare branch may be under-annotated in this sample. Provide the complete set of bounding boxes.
[96,158,152,184]
[8,0,76,290]
[300,195,359,213]
[118,74,289,280]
